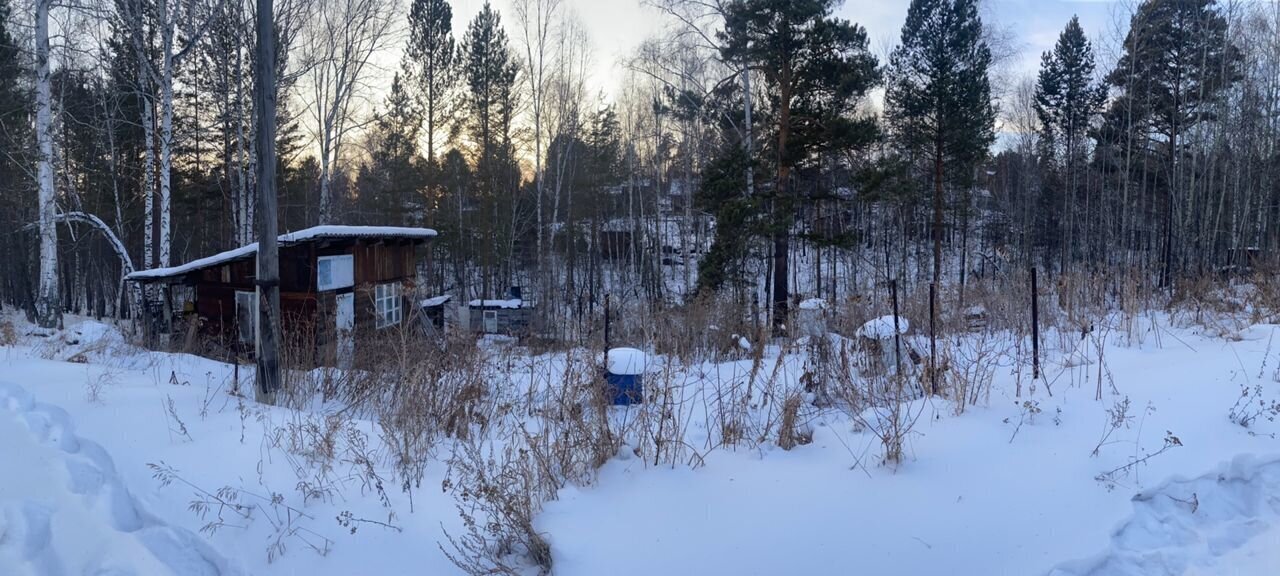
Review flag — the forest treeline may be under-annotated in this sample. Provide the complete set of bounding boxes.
[0,0,1277,339]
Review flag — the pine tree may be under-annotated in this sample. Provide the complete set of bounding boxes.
[1034,15,1106,271]
[356,72,425,225]
[462,2,519,299]
[718,0,880,333]
[0,0,33,310]
[0,0,20,125]
[885,0,996,288]
[405,0,455,167]
[1105,0,1240,284]
[0,0,24,175]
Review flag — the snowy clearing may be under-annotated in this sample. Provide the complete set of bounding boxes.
[1,312,1279,575]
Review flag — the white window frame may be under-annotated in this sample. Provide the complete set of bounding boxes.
[374,283,402,329]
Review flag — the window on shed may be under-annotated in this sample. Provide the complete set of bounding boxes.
[317,254,354,291]
[375,283,402,328]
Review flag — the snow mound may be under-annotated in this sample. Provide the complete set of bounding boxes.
[468,299,524,309]
[0,381,237,576]
[856,315,909,339]
[1049,454,1280,576]
[606,348,647,376]
[798,298,827,310]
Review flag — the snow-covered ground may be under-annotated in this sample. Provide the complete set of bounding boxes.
[0,381,232,575]
[1,310,1279,575]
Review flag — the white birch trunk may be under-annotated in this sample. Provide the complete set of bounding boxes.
[235,37,253,245]
[158,10,176,267]
[34,0,59,328]
[142,98,155,269]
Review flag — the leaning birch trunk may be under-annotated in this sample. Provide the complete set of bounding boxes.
[31,212,143,318]
[34,0,59,329]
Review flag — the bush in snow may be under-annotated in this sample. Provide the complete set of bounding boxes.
[649,295,759,364]
[941,330,1006,413]
[811,338,925,466]
[1227,384,1280,429]
[442,350,617,575]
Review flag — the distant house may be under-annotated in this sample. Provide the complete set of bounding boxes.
[126,225,437,365]
[468,288,532,336]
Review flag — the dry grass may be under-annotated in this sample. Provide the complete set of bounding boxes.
[0,319,16,346]
[776,392,813,450]
[442,350,617,575]
[942,330,1006,414]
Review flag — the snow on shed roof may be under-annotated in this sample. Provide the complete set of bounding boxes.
[468,299,523,309]
[126,225,437,281]
[419,295,452,307]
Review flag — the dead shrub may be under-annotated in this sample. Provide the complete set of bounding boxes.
[629,357,700,467]
[442,351,617,576]
[1250,266,1280,323]
[442,435,553,575]
[1167,274,1250,338]
[0,319,15,346]
[649,294,757,364]
[826,342,925,466]
[942,331,1005,413]
[85,366,117,403]
[777,392,813,450]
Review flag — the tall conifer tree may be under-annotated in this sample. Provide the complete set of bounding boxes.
[463,2,519,299]
[1034,16,1106,270]
[1105,0,1240,284]
[405,0,456,168]
[884,0,996,287]
[718,0,879,333]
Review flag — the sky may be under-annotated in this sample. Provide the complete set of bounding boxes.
[440,0,1130,102]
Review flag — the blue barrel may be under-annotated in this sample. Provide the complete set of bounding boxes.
[606,347,646,405]
[605,372,643,405]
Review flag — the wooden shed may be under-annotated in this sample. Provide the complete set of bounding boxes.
[126,225,437,366]
[468,288,532,336]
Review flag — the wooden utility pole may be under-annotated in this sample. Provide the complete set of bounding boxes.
[891,279,902,376]
[1031,266,1040,381]
[603,292,611,351]
[929,281,937,395]
[254,0,282,402]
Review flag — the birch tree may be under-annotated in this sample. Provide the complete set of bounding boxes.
[34,0,58,327]
[302,0,396,224]
[513,0,560,286]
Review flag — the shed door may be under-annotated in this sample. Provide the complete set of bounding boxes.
[335,292,355,367]
[483,310,498,333]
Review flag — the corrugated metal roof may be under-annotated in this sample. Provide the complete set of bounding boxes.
[126,225,437,281]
